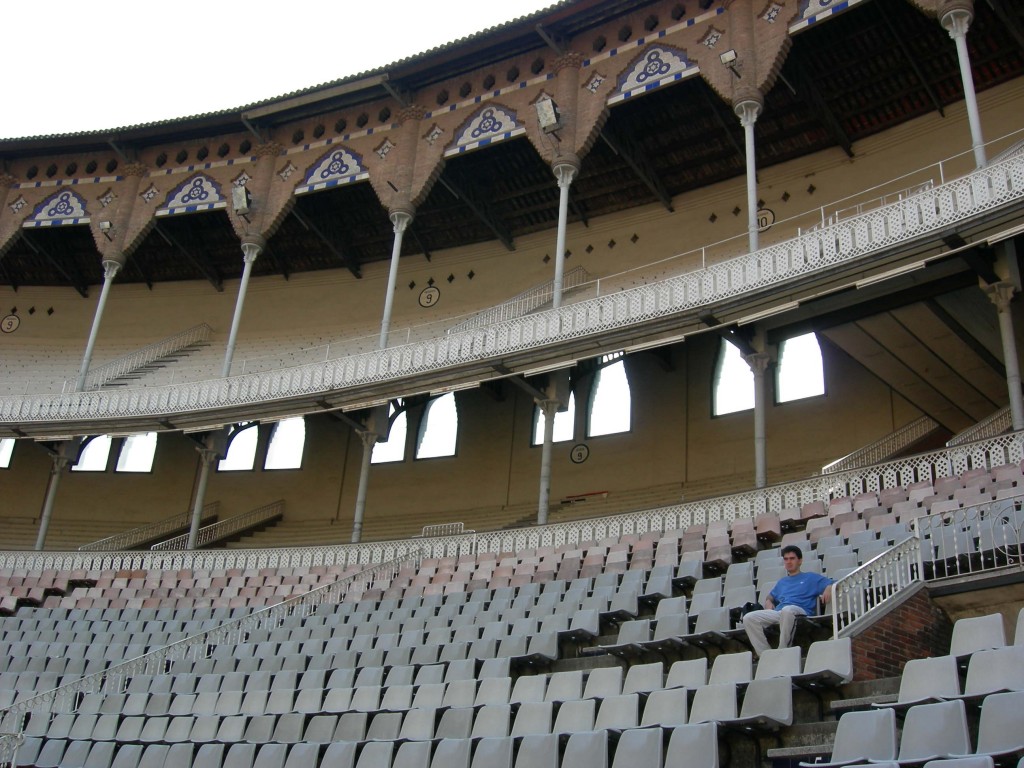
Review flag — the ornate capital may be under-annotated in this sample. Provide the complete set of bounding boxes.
[552,52,585,74]
[122,163,149,178]
[552,153,581,188]
[390,206,415,233]
[398,105,428,124]
[101,260,122,280]
[985,281,1016,312]
[743,351,772,376]
[733,93,764,126]
[359,430,380,450]
[254,142,283,159]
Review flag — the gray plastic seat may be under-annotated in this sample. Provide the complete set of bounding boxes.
[665,723,719,768]
[957,690,1024,760]
[611,728,662,768]
[794,638,853,689]
[594,693,639,730]
[877,655,961,709]
[949,613,1008,658]
[562,730,608,768]
[689,683,738,724]
[623,661,664,694]
[513,734,559,768]
[956,646,1024,699]
[894,700,971,764]
[640,686,688,727]
[709,651,753,685]
[471,736,515,768]
[430,738,472,768]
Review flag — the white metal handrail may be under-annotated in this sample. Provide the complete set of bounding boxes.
[831,533,923,637]
[914,495,1024,579]
[151,500,283,550]
[78,502,219,551]
[0,733,23,768]
[2,152,1023,427]
[822,416,939,474]
[447,266,592,334]
[0,552,419,734]
[947,406,1012,446]
[82,323,212,390]
[1,432,1019,575]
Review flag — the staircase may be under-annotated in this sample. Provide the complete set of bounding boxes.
[87,323,213,389]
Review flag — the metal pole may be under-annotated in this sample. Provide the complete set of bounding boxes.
[552,162,578,309]
[35,456,68,551]
[187,445,216,550]
[943,9,987,168]
[987,282,1024,430]
[746,352,771,488]
[222,240,262,378]
[379,210,413,349]
[536,400,559,525]
[736,101,762,254]
[351,430,377,543]
[75,261,120,392]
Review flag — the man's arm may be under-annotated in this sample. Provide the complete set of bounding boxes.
[764,595,776,610]
[819,578,834,604]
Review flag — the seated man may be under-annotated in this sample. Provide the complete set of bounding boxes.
[742,544,832,657]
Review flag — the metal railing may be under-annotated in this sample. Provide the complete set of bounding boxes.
[1,432,1021,574]
[831,533,923,637]
[914,495,1024,579]
[151,500,283,551]
[822,416,939,474]
[0,733,23,768]
[78,502,219,552]
[81,323,212,390]
[3,150,1023,427]
[947,406,1012,446]
[446,266,592,334]
[0,552,419,734]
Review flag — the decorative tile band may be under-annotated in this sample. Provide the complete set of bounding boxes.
[608,67,701,105]
[14,175,122,190]
[21,217,91,228]
[294,172,371,195]
[443,127,526,157]
[790,0,863,33]
[155,201,227,217]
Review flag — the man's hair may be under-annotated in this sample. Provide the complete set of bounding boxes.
[781,544,803,559]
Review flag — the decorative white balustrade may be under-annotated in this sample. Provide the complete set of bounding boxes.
[1,433,1019,575]
[0,734,23,768]
[82,323,212,390]
[446,266,592,334]
[946,405,1013,446]
[0,554,419,734]
[914,495,1024,579]
[78,502,219,552]
[822,415,939,474]
[1,153,1023,428]
[831,533,923,637]
[150,500,284,550]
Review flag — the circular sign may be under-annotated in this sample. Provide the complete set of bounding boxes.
[757,208,776,232]
[418,286,440,308]
[570,443,590,464]
[1,314,19,334]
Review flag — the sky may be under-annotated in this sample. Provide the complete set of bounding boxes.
[1,0,557,140]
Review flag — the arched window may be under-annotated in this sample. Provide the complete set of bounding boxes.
[416,392,458,459]
[72,435,112,472]
[777,332,825,402]
[116,432,157,473]
[588,353,631,437]
[713,339,754,416]
[218,423,258,471]
[0,438,14,469]
[372,403,407,464]
[533,391,576,445]
[264,417,306,470]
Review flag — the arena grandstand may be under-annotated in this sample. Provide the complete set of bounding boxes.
[1,0,1024,766]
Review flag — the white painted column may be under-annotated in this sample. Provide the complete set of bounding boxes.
[351,429,379,543]
[943,8,987,168]
[379,210,413,349]
[222,237,264,378]
[552,160,579,309]
[536,399,560,526]
[735,100,762,254]
[986,282,1024,430]
[745,352,771,488]
[75,260,121,392]
[186,443,219,550]
[35,455,69,551]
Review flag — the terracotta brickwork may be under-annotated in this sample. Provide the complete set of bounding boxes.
[850,584,954,681]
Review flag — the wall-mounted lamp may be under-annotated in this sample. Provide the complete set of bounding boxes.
[232,186,252,222]
[720,49,741,79]
[535,97,562,134]
[98,220,113,241]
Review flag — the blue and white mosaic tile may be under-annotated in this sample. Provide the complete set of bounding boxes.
[294,148,368,195]
[446,105,524,156]
[23,189,90,228]
[156,174,226,217]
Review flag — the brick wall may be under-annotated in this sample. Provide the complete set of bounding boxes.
[850,584,953,681]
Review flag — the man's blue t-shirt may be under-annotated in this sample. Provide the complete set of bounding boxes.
[769,572,833,615]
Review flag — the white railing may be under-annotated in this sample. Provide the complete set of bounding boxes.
[831,533,923,637]
[2,432,1019,575]
[0,734,22,768]
[0,553,419,734]
[78,502,219,551]
[822,416,939,474]
[947,406,1012,446]
[446,266,592,334]
[3,151,1023,428]
[81,323,212,390]
[914,495,1024,579]
[150,500,284,550]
